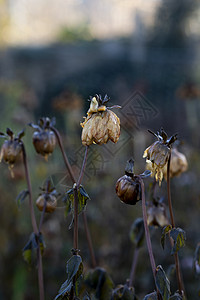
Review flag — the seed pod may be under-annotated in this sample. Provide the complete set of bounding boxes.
[33,130,56,157]
[116,175,141,205]
[29,117,56,159]
[0,140,22,166]
[81,94,120,146]
[36,194,57,213]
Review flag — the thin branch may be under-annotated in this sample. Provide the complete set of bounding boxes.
[77,146,89,188]
[50,126,76,184]
[139,177,156,280]
[82,211,97,268]
[21,142,45,300]
[167,153,184,295]
[129,247,139,287]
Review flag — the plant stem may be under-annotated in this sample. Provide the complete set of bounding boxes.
[21,143,45,300]
[167,152,184,295]
[138,176,163,300]
[53,129,96,261]
[82,211,97,268]
[139,177,156,280]
[129,247,139,287]
[50,126,76,184]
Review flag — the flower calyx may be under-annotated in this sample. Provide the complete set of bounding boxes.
[0,128,25,176]
[36,179,59,213]
[29,117,56,160]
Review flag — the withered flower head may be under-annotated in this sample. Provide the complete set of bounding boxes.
[162,148,188,179]
[115,158,151,205]
[143,128,177,185]
[29,117,56,160]
[36,179,59,213]
[81,94,120,146]
[0,128,24,177]
[147,198,169,227]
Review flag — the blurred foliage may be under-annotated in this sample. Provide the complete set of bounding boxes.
[56,24,93,43]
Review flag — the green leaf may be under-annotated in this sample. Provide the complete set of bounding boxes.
[129,218,144,248]
[169,292,183,299]
[112,284,137,300]
[170,228,186,255]
[194,242,200,276]
[23,233,38,265]
[65,186,90,218]
[16,190,29,208]
[54,255,83,300]
[161,225,172,249]
[155,265,170,300]
[143,292,157,300]
[85,268,114,300]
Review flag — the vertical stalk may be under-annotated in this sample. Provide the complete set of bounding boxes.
[21,143,45,300]
[129,247,139,287]
[82,212,97,268]
[139,177,156,280]
[167,153,184,295]
[138,177,162,300]
[52,128,96,263]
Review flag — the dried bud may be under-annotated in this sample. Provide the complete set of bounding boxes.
[143,128,177,185]
[29,117,56,159]
[0,128,24,176]
[162,148,188,179]
[36,179,59,213]
[81,94,120,146]
[0,140,22,165]
[147,201,169,227]
[36,194,57,213]
[116,174,141,205]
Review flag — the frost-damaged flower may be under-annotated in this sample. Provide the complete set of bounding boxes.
[0,128,24,177]
[81,94,120,146]
[115,158,151,205]
[29,117,56,160]
[162,148,188,179]
[143,128,177,185]
[36,179,59,213]
[147,198,169,227]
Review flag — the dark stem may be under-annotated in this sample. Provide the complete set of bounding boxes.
[129,247,139,287]
[167,153,184,295]
[53,127,96,263]
[139,177,162,300]
[50,126,76,183]
[21,143,45,300]
[73,187,79,253]
[139,177,156,280]
[73,146,89,254]
[77,146,89,188]
[21,143,38,234]
[38,197,47,233]
[82,211,97,268]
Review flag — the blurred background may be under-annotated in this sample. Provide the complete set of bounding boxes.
[0,0,200,299]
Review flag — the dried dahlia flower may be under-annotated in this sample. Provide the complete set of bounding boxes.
[81,94,120,146]
[143,128,177,185]
[162,148,188,179]
[0,128,24,177]
[147,199,169,227]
